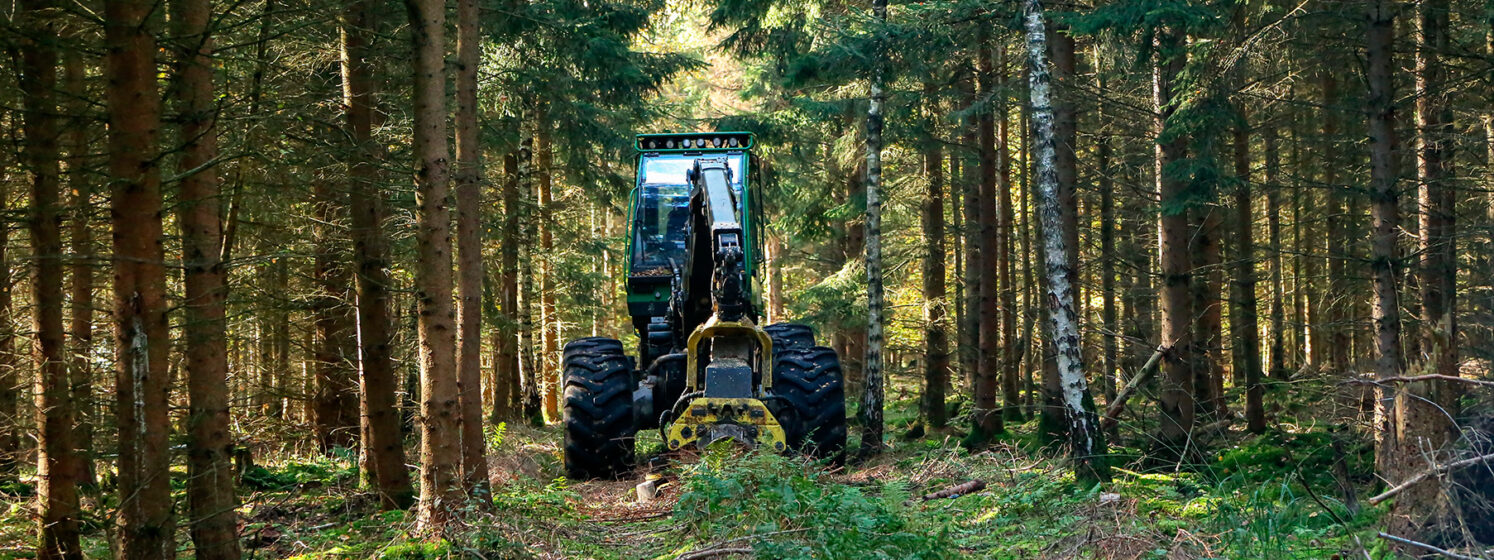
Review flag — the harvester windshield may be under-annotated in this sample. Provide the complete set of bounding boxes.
[632,153,745,270]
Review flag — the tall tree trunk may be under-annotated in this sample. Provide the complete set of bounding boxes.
[63,38,96,490]
[537,101,561,423]
[171,0,242,554]
[921,82,948,430]
[1153,23,1195,456]
[518,131,541,420]
[997,44,1020,422]
[406,0,462,528]
[21,2,83,555]
[453,0,489,496]
[1096,74,1117,405]
[973,27,1003,440]
[1415,0,1457,402]
[767,234,786,322]
[1024,0,1108,483]
[1265,125,1286,380]
[960,74,981,391]
[1317,73,1342,371]
[311,179,358,451]
[1042,10,1080,441]
[341,0,415,509]
[104,0,177,550]
[1232,115,1264,434]
[0,179,14,480]
[859,0,887,455]
[495,150,520,421]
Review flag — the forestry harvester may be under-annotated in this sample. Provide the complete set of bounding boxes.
[561,132,847,479]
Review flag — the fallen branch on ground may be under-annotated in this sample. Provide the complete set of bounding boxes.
[1345,374,1494,388]
[921,480,986,501]
[1368,451,1494,506]
[676,547,753,560]
[1377,532,1481,560]
[1099,345,1168,431]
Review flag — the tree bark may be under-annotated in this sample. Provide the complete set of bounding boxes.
[536,101,561,423]
[960,73,981,392]
[1232,114,1264,434]
[407,0,463,528]
[973,26,1003,440]
[997,44,1020,422]
[104,0,177,549]
[1386,0,1454,539]
[62,35,96,490]
[0,181,15,481]
[1153,23,1195,456]
[21,1,84,554]
[859,0,887,455]
[495,151,521,421]
[341,0,415,509]
[1035,17,1078,442]
[1024,0,1108,483]
[453,0,489,496]
[1415,0,1457,402]
[311,178,358,451]
[170,0,242,552]
[1096,74,1117,405]
[1265,125,1286,380]
[921,82,948,430]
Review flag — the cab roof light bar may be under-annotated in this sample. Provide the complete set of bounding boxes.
[636,132,754,152]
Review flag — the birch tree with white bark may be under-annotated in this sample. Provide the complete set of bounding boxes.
[1022,0,1109,483]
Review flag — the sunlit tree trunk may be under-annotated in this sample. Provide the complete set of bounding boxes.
[1415,0,1457,401]
[170,0,242,553]
[1040,14,1079,442]
[341,0,415,508]
[21,1,83,555]
[536,101,561,422]
[921,82,948,430]
[453,0,489,496]
[62,37,96,490]
[495,151,521,421]
[1153,23,1195,456]
[406,0,463,528]
[859,0,887,455]
[1024,0,1108,483]
[105,0,177,549]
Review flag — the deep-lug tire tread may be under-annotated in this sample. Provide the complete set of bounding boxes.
[770,345,846,461]
[764,322,816,351]
[563,340,636,480]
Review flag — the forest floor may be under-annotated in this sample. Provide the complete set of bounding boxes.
[0,380,1403,559]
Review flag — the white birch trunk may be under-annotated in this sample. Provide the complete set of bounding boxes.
[1023,0,1108,482]
[858,0,888,455]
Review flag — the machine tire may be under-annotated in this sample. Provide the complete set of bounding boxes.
[764,322,816,351]
[563,346,636,480]
[649,352,688,414]
[564,337,624,361]
[770,346,846,461]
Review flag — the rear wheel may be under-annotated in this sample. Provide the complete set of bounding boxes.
[770,346,846,461]
[562,339,635,479]
[764,322,816,351]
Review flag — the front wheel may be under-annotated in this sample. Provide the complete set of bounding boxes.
[770,346,847,462]
[562,338,636,479]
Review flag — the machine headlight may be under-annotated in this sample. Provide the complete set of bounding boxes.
[727,137,739,148]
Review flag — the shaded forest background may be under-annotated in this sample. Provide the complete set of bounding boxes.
[1,0,1494,557]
